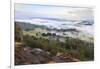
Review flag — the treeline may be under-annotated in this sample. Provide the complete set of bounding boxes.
[41,32,56,36]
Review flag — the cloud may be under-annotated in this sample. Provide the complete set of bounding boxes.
[15,3,93,21]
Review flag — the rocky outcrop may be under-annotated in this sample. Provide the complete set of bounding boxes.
[15,46,52,65]
[15,45,79,65]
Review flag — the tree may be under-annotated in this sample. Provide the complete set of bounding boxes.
[15,22,23,42]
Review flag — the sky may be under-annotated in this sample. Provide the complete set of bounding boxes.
[15,3,94,21]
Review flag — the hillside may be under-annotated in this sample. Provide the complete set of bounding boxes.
[15,21,49,31]
[15,22,94,65]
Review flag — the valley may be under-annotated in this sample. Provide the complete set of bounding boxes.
[15,20,94,65]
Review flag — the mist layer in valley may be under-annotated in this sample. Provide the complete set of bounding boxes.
[15,18,94,43]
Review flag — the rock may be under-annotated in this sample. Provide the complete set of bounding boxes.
[15,45,80,65]
[15,47,51,65]
[51,56,65,63]
[30,48,52,63]
[59,53,80,62]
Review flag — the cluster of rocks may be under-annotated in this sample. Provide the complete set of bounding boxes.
[15,44,79,65]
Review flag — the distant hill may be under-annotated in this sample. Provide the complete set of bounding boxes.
[77,20,94,25]
[15,21,49,31]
